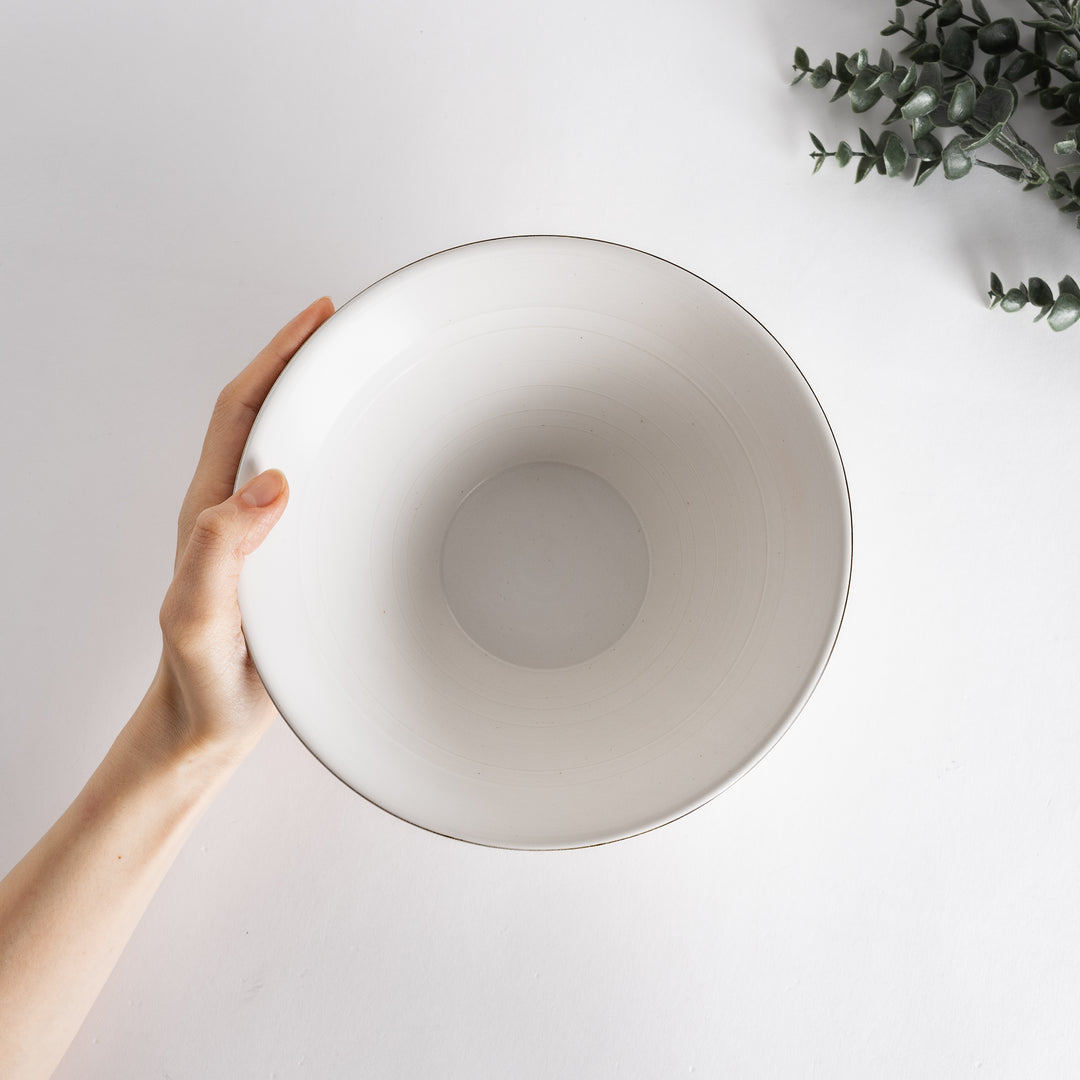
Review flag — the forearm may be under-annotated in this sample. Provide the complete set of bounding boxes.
[0,688,245,1079]
[0,298,326,1079]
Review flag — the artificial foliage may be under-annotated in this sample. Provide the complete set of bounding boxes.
[793,0,1080,330]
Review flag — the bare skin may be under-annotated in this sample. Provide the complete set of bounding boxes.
[0,296,336,1079]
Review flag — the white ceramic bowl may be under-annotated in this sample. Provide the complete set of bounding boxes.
[235,236,851,849]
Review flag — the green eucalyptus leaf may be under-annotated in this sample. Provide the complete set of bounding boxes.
[984,55,1001,84]
[914,14,927,41]
[897,64,919,95]
[1027,0,1062,17]
[1058,274,1080,298]
[893,6,906,25]
[1055,136,1078,154]
[918,61,944,97]
[975,83,1017,126]
[812,153,826,174]
[1058,45,1078,66]
[948,77,977,122]
[810,132,826,152]
[978,18,1019,55]
[901,85,941,118]
[914,133,943,160]
[1003,53,1039,82]
[910,42,942,63]
[855,155,877,182]
[976,160,1026,180]
[929,103,952,127]
[1023,18,1074,31]
[938,0,963,27]
[835,141,853,167]
[942,133,975,177]
[810,61,833,88]
[882,21,904,36]
[1048,292,1080,330]
[859,127,877,155]
[971,0,991,23]
[882,131,910,176]
[794,47,811,71]
[880,48,895,72]
[1001,288,1028,312]
[849,70,884,112]
[941,27,976,70]
[879,71,904,99]
[874,133,890,168]
[989,272,1004,295]
[914,157,940,184]
[1028,277,1054,306]
[912,112,936,139]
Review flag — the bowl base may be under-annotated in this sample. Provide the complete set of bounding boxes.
[439,461,650,670]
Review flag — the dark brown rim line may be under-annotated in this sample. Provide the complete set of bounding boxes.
[238,233,855,853]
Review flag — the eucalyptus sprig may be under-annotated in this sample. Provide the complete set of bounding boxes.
[987,270,1080,326]
[793,0,1080,329]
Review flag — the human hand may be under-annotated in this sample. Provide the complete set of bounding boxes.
[148,297,336,762]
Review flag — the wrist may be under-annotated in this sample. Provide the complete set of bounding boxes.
[118,662,254,786]
[138,656,267,769]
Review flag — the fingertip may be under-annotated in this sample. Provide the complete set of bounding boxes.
[287,296,333,337]
[239,468,288,508]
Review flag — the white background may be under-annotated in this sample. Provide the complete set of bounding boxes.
[3,0,1080,1075]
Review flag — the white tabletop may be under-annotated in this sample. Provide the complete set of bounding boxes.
[3,0,1079,1075]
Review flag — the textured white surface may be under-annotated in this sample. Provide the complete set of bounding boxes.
[3,0,1080,1075]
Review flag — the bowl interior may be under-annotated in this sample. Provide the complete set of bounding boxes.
[236,236,851,849]
[440,460,651,670]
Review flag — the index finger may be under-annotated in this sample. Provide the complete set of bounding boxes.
[176,296,335,562]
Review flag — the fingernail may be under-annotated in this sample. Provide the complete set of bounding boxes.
[239,469,286,508]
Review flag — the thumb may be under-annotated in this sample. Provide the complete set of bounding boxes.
[174,469,289,626]
[232,468,290,556]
